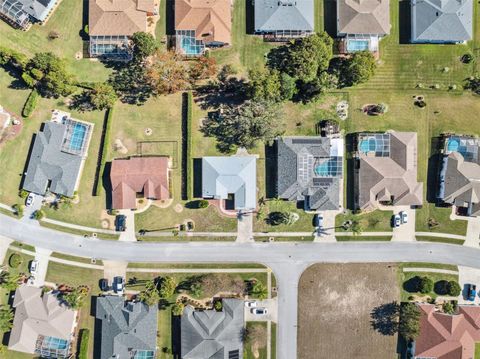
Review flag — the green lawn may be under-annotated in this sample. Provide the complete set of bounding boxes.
[127,263,267,269]
[416,236,465,246]
[50,252,103,265]
[0,0,111,83]
[476,342,480,359]
[335,210,394,232]
[254,200,315,233]
[399,270,459,301]
[400,262,458,271]
[336,236,392,241]
[39,221,119,240]
[244,322,268,359]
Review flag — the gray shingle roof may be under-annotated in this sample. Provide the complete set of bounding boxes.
[254,0,314,32]
[181,299,244,359]
[276,136,344,211]
[22,122,84,197]
[411,0,472,42]
[95,296,158,359]
[202,156,257,210]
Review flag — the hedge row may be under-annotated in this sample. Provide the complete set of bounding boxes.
[0,46,28,69]
[22,89,39,117]
[186,91,193,200]
[77,328,90,359]
[93,107,113,196]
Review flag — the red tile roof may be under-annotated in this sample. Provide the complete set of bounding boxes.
[110,157,169,209]
[415,304,480,359]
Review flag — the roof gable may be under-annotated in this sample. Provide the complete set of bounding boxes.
[255,0,314,32]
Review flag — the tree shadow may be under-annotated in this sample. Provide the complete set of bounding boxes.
[194,77,247,111]
[69,91,93,112]
[370,302,400,336]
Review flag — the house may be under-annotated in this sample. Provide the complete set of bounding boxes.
[175,0,231,56]
[110,156,170,209]
[276,136,344,211]
[89,0,156,59]
[411,0,472,43]
[8,285,77,358]
[254,0,314,39]
[354,131,423,210]
[202,156,257,211]
[336,0,390,53]
[95,296,158,359]
[22,112,93,198]
[0,0,58,29]
[181,299,244,359]
[437,135,480,216]
[414,304,480,359]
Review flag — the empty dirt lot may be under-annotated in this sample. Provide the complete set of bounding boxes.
[298,263,400,359]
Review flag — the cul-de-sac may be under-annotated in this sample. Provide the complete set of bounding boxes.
[0,0,479,357]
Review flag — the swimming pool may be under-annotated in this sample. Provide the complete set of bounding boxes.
[347,39,370,52]
[41,336,69,350]
[181,36,204,56]
[69,123,87,152]
[134,350,155,359]
[359,138,377,153]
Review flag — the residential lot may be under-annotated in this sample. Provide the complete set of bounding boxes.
[298,263,399,359]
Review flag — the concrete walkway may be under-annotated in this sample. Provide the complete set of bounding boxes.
[416,232,467,240]
[0,203,14,212]
[42,218,118,235]
[402,267,459,275]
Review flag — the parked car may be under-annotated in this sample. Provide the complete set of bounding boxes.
[29,260,39,276]
[467,284,477,301]
[400,211,408,224]
[314,214,324,228]
[251,307,268,315]
[115,215,126,232]
[113,276,124,295]
[245,301,257,308]
[100,278,109,292]
[392,215,401,228]
[25,193,35,207]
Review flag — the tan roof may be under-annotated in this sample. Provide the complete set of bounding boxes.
[337,0,390,35]
[416,304,480,359]
[89,0,155,36]
[110,157,170,209]
[175,0,231,44]
[357,131,423,210]
[8,285,76,354]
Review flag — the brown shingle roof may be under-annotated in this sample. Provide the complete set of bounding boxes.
[337,0,390,35]
[110,157,170,209]
[175,0,231,44]
[416,304,480,359]
[89,0,155,36]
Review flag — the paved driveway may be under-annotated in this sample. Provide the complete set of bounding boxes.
[392,206,415,241]
[244,298,278,322]
[118,210,136,242]
[458,266,480,305]
[21,194,43,223]
[32,247,51,287]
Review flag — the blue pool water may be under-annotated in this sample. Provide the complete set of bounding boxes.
[447,138,460,152]
[181,36,203,56]
[347,39,370,52]
[359,138,376,153]
[134,351,155,359]
[69,123,87,151]
[42,336,68,350]
[315,162,330,176]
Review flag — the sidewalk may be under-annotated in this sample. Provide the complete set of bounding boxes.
[42,218,118,235]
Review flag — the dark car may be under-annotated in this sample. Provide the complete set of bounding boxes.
[100,278,109,292]
[467,284,477,301]
[115,215,126,232]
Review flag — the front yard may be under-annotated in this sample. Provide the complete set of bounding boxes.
[335,210,394,232]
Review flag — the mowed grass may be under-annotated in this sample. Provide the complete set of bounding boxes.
[399,270,459,301]
[0,0,111,82]
[335,210,394,232]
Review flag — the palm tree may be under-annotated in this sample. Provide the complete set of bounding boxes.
[250,281,268,300]
[0,307,14,332]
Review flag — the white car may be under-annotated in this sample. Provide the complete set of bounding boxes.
[30,260,39,275]
[393,215,401,228]
[245,301,257,308]
[251,307,268,315]
[315,214,324,228]
[400,211,408,224]
[25,193,35,207]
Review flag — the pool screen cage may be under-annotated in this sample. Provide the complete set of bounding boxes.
[358,133,391,157]
[444,135,480,162]
[89,35,132,60]
[313,156,343,178]
[176,30,205,56]
[263,29,313,41]
[34,335,71,359]
[0,0,30,28]
[61,118,91,157]
[345,34,378,52]
[131,349,155,359]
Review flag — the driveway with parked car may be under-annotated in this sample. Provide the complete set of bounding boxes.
[391,206,416,242]
[458,266,480,305]
[244,298,277,322]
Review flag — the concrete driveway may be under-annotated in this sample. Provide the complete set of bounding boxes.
[21,193,43,223]
[32,247,51,287]
[237,211,253,242]
[392,206,415,241]
[458,266,480,305]
[244,298,278,322]
[314,210,337,242]
[103,260,127,284]
[118,210,136,242]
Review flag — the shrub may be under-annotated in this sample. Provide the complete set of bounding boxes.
[21,73,36,88]
[443,302,455,315]
[12,204,24,217]
[0,46,28,69]
[214,300,223,311]
[78,329,90,359]
[33,209,45,220]
[461,53,474,64]
[18,190,28,199]
[22,89,39,117]
[447,281,461,296]
[8,254,22,268]
[172,303,184,316]
[418,276,434,294]
[198,200,209,209]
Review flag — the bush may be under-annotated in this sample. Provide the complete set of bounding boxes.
[8,254,22,268]
[443,302,455,315]
[78,329,90,359]
[214,300,223,311]
[22,89,39,117]
[447,281,461,296]
[461,53,474,64]
[18,190,28,199]
[0,46,28,69]
[198,200,209,209]
[94,107,114,196]
[33,209,45,220]
[418,276,434,294]
[172,303,184,316]
[12,204,24,217]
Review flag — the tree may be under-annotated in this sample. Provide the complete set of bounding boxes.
[0,307,14,332]
[214,300,223,311]
[88,83,117,110]
[189,56,217,83]
[12,204,24,217]
[447,281,461,296]
[131,32,158,59]
[198,200,209,209]
[250,280,268,300]
[172,303,184,316]
[465,76,480,95]
[247,68,282,102]
[147,51,191,95]
[417,276,434,294]
[158,276,177,298]
[443,301,455,315]
[138,280,160,306]
[296,72,338,103]
[109,61,153,104]
[342,51,376,86]
[267,32,333,82]
[63,287,88,309]
[202,100,284,152]
[399,302,421,341]
[279,72,297,101]
[0,272,22,291]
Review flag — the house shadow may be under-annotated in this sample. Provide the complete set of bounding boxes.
[80,0,89,41]
[245,0,255,34]
[398,0,412,44]
[264,144,277,199]
[91,296,103,359]
[323,0,337,37]
[165,0,175,36]
[171,313,181,358]
[193,158,203,198]
[426,136,443,204]
[101,161,113,209]
[18,132,38,192]
[344,133,357,210]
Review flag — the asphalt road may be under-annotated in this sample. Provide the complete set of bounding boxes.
[3,214,480,359]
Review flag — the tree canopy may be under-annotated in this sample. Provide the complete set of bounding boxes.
[158,276,177,298]
[138,280,160,306]
[342,51,376,87]
[399,303,421,341]
[131,32,158,59]
[147,51,191,95]
[88,83,117,110]
[202,100,285,152]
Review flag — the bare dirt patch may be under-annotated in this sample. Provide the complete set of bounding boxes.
[298,263,400,359]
